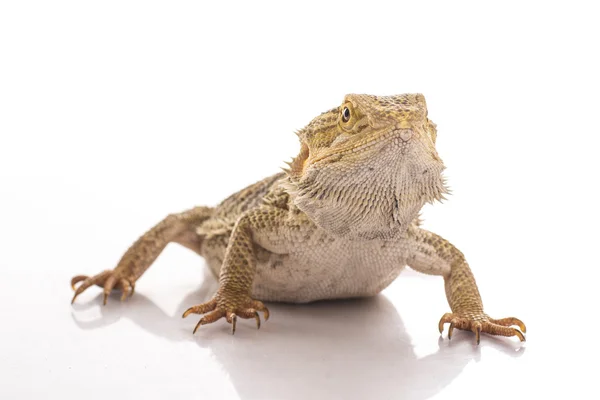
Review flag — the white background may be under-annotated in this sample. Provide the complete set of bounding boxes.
[1,1,599,399]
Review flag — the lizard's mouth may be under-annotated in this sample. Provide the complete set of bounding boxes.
[310,127,415,165]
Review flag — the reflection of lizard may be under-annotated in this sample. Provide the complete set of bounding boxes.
[71,94,525,344]
[72,292,483,400]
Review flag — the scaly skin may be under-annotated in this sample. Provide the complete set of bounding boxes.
[71,93,526,343]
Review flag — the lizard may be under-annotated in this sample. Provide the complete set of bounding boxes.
[70,93,526,344]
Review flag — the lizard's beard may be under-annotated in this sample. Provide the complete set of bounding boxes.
[288,140,448,240]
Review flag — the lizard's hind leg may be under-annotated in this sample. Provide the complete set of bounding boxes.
[70,206,213,304]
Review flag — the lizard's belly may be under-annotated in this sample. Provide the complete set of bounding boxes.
[251,236,411,303]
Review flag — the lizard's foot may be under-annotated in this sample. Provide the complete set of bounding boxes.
[182,294,270,335]
[71,270,134,305]
[438,313,526,345]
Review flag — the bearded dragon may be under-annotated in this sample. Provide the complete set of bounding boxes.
[70,93,526,344]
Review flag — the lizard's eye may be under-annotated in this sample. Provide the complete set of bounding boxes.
[341,107,351,122]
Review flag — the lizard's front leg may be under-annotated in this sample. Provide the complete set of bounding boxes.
[407,228,526,344]
[182,208,280,334]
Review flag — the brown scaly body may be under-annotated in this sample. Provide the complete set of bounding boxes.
[71,93,526,343]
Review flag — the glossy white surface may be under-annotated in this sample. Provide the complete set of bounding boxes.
[1,178,597,400]
[1,1,599,399]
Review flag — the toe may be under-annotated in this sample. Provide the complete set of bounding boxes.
[119,279,132,301]
[192,309,226,334]
[71,271,111,304]
[226,313,238,335]
[472,322,482,345]
[448,318,460,339]
[250,300,270,321]
[182,299,217,318]
[438,313,453,333]
[102,275,117,305]
[71,275,88,290]
[237,309,261,329]
[485,322,526,342]
[491,317,526,333]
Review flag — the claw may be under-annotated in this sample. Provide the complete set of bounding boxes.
[438,313,452,333]
[231,314,237,335]
[475,325,481,345]
[254,311,261,330]
[71,275,88,290]
[514,329,526,342]
[448,322,455,340]
[193,318,204,334]
[518,320,527,333]
[519,321,527,334]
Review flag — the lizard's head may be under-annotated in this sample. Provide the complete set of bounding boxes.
[283,93,448,239]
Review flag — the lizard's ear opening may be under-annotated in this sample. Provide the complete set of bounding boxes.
[287,142,310,181]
